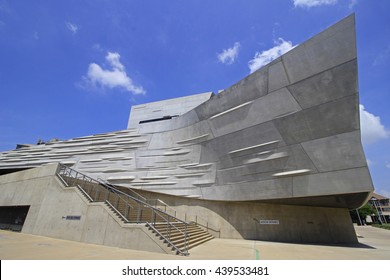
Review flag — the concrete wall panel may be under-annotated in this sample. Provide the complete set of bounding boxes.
[283,15,356,84]
[194,68,268,121]
[292,167,374,197]
[288,59,358,109]
[301,131,367,172]
[203,178,292,201]
[268,61,290,93]
[274,95,359,145]
[209,88,302,137]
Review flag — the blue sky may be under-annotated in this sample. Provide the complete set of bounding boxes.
[0,0,389,196]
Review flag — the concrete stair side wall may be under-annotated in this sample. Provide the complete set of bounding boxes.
[0,164,169,254]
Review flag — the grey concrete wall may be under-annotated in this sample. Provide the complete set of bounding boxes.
[0,164,167,254]
[137,190,358,243]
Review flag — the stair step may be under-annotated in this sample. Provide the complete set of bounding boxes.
[175,235,214,250]
[157,228,204,239]
[168,231,208,243]
[187,236,214,250]
[153,224,196,230]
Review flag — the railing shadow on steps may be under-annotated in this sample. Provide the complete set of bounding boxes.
[55,163,189,256]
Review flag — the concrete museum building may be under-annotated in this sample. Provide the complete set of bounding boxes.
[0,14,374,255]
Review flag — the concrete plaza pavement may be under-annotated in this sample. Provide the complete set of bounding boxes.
[0,226,389,260]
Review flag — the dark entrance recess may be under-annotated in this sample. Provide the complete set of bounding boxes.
[0,205,30,232]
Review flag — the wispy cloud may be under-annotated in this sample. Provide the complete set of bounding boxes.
[217,42,241,65]
[373,45,390,66]
[366,159,374,166]
[377,189,390,199]
[248,38,294,73]
[0,0,11,14]
[348,0,358,9]
[83,52,145,95]
[386,163,390,169]
[360,104,389,145]
[93,43,104,52]
[65,21,78,35]
[293,0,337,8]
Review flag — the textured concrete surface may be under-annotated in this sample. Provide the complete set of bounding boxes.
[0,226,389,260]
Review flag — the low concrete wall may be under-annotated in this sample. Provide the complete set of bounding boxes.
[141,191,358,243]
[0,164,167,254]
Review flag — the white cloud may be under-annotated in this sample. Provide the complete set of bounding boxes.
[293,0,337,8]
[65,22,78,35]
[366,159,374,166]
[217,42,241,65]
[105,52,125,71]
[84,51,145,95]
[360,104,389,145]
[248,38,294,73]
[386,163,390,169]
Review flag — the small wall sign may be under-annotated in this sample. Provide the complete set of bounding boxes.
[259,220,279,225]
[62,215,81,220]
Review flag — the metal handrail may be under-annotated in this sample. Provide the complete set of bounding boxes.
[148,199,177,217]
[151,207,188,237]
[103,184,188,224]
[56,163,189,255]
[106,200,130,223]
[148,210,189,255]
[75,185,94,202]
[189,215,221,236]
[97,177,148,202]
[146,222,188,256]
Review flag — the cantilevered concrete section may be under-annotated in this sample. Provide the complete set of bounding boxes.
[0,15,374,245]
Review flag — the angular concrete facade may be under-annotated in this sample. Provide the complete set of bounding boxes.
[0,15,374,246]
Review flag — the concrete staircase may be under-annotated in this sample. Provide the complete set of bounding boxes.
[56,164,215,255]
[147,222,214,252]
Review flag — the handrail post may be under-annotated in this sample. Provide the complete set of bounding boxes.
[126,197,130,220]
[185,223,188,254]
[168,219,171,242]
[106,189,110,201]
[137,205,141,224]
